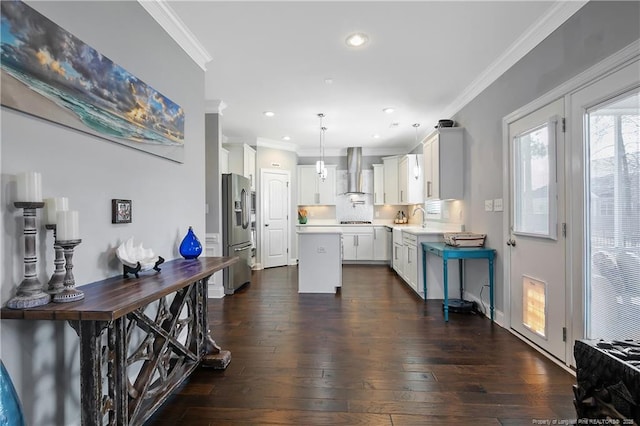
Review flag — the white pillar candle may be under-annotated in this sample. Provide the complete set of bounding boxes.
[44,197,69,225]
[56,210,80,241]
[16,172,42,202]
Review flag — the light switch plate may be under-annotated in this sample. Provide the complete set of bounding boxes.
[484,199,493,212]
[494,198,503,212]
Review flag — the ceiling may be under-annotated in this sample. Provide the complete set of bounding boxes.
[157,1,585,156]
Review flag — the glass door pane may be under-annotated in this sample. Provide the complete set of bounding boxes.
[586,90,640,340]
[513,119,558,239]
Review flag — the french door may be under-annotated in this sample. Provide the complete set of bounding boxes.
[508,98,568,362]
[569,58,640,346]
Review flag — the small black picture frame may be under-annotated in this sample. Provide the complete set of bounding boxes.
[112,199,132,224]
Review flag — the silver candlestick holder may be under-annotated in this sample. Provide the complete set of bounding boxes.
[52,239,84,303]
[6,202,51,309]
[45,224,66,295]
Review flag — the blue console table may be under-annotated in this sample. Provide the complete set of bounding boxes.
[421,242,496,322]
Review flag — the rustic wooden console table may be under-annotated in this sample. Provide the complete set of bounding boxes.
[1,256,238,426]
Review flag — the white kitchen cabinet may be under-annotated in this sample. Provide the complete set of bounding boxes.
[224,143,256,190]
[341,227,373,261]
[398,154,424,204]
[372,164,385,205]
[403,232,418,292]
[392,227,403,274]
[382,156,400,205]
[422,128,464,200]
[393,242,404,276]
[373,226,390,261]
[297,165,337,205]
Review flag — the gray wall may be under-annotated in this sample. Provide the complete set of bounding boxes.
[454,1,640,311]
[205,113,221,234]
[0,2,205,425]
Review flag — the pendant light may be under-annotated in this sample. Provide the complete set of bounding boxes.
[412,123,421,180]
[316,113,328,181]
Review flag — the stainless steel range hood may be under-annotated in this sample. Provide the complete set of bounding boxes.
[346,147,364,194]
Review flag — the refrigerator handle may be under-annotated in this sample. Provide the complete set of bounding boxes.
[241,188,250,229]
[234,245,252,252]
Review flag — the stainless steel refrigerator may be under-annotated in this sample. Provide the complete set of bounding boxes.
[222,173,252,294]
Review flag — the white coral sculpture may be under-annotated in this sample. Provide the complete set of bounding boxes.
[116,237,159,271]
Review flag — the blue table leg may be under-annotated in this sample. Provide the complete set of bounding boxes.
[489,256,495,322]
[443,257,449,322]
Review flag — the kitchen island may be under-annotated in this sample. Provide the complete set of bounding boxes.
[297,227,343,293]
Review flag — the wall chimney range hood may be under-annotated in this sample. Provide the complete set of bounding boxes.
[346,147,364,194]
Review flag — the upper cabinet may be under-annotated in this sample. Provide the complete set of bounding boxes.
[224,143,256,191]
[297,164,337,205]
[422,128,464,200]
[382,156,400,204]
[372,164,385,205]
[398,154,424,205]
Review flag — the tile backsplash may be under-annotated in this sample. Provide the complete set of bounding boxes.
[336,193,374,222]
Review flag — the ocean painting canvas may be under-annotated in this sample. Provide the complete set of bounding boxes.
[0,0,185,162]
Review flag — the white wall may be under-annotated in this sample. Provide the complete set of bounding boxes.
[0,2,206,425]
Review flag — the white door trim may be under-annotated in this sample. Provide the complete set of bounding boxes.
[259,168,291,269]
[502,39,640,355]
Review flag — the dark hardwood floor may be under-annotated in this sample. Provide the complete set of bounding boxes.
[145,265,576,425]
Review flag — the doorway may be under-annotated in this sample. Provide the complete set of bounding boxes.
[568,58,640,346]
[507,98,568,363]
[260,169,291,268]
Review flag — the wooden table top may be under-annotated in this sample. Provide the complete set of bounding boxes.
[1,256,238,322]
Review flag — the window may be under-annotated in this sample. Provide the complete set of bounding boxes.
[512,120,558,239]
[586,90,640,340]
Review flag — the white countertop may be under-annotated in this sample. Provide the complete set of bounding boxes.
[297,221,463,235]
[296,226,343,234]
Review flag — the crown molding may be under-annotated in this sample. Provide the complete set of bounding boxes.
[205,99,227,114]
[256,137,298,153]
[442,0,588,119]
[138,0,212,71]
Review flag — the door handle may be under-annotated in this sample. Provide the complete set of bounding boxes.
[265,224,270,227]
[506,239,516,246]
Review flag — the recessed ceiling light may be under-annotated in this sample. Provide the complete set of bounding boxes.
[345,32,369,48]
[282,136,291,141]
[263,111,275,117]
[382,107,395,114]
[324,78,334,85]
[372,134,380,139]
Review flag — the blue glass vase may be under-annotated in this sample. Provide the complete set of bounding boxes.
[179,226,202,259]
[0,361,25,426]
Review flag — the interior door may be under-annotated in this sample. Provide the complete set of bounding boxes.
[261,169,290,268]
[508,98,567,362]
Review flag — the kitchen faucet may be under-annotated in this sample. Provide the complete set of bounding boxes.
[413,206,427,228]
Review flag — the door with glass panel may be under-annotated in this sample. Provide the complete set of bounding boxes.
[569,59,640,345]
[508,98,567,362]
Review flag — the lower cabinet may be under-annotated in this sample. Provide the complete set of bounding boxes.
[393,242,404,276]
[401,233,418,290]
[373,227,390,261]
[342,227,374,261]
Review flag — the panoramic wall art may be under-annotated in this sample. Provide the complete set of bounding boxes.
[0,0,185,162]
